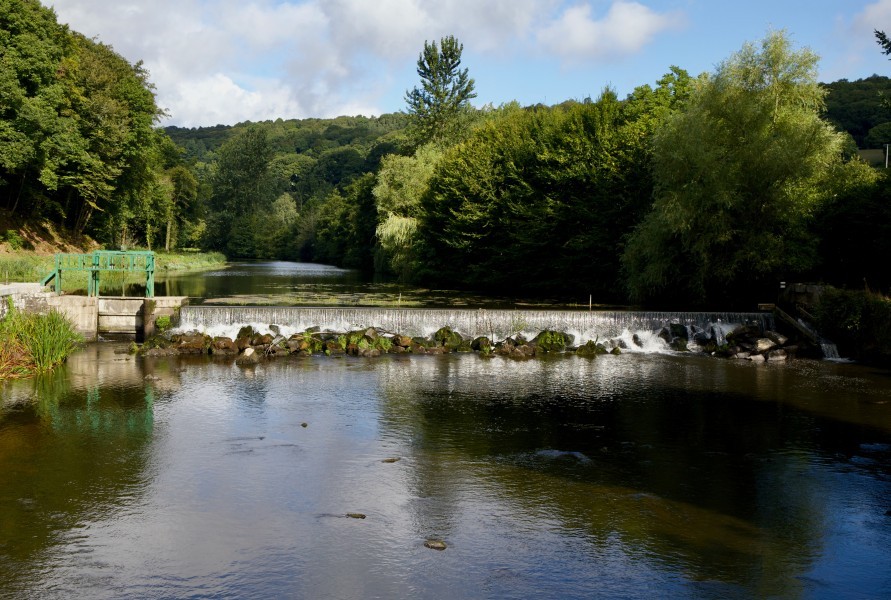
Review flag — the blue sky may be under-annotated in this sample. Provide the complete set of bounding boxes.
[44,0,891,127]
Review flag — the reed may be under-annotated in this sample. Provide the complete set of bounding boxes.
[0,301,83,378]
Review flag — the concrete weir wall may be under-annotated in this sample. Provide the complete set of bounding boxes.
[0,283,187,341]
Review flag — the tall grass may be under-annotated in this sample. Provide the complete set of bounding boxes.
[0,301,83,378]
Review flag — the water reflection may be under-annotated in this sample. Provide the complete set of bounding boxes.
[152,260,600,309]
[0,350,889,598]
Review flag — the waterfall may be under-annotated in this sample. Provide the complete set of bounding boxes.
[177,306,773,350]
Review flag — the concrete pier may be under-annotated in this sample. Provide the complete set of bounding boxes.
[0,283,187,341]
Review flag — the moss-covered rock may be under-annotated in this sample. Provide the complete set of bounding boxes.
[576,340,607,357]
[532,330,574,353]
[433,326,464,351]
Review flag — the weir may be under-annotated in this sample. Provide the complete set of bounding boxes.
[177,306,774,346]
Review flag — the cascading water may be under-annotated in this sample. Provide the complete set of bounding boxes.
[176,306,774,352]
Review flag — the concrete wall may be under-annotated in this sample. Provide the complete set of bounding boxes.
[47,295,99,341]
[1,284,187,341]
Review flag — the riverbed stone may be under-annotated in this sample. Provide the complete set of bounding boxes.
[754,338,777,353]
[767,349,787,361]
[235,347,260,365]
[576,340,606,357]
[211,336,237,355]
[670,323,689,340]
[747,353,766,363]
[433,326,464,350]
[173,332,210,354]
[532,330,574,353]
[393,335,413,348]
[765,330,789,346]
[424,539,447,551]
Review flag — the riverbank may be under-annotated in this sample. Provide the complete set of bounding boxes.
[0,301,83,379]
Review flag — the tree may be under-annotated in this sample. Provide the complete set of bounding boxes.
[404,35,476,145]
[623,31,866,306]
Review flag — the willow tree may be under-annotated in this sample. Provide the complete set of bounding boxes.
[623,31,867,306]
[404,35,476,146]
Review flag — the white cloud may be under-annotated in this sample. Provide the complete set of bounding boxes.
[45,0,684,126]
[538,1,684,62]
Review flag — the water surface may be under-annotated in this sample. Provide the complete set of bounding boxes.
[1,347,890,598]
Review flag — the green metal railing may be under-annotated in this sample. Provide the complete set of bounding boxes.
[41,251,155,297]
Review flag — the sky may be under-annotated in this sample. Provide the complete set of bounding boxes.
[42,0,891,128]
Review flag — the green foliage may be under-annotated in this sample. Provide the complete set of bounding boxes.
[624,31,861,306]
[823,75,891,147]
[814,163,891,292]
[816,287,891,365]
[420,78,688,298]
[154,314,171,332]
[1,229,24,249]
[405,36,476,146]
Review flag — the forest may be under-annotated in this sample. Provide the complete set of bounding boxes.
[3,0,891,308]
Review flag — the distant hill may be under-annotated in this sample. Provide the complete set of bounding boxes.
[822,75,891,147]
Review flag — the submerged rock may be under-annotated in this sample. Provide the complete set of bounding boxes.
[424,539,447,551]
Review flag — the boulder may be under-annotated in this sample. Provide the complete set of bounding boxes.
[754,338,777,353]
[767,349,787,361]
[211,336,237,355]
[747,353,766,363]
[173,332,209,354]
[576,340,607,357]
[235,347,260,365]
[669,323,689,340]
[393,335,413,348]
[765,330,789,346]
[532,330,574,353]
[433,326,464,350]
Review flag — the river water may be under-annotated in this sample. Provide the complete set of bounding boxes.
[1,262,890,599]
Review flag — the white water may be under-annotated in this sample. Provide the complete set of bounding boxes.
[176,306,773,352]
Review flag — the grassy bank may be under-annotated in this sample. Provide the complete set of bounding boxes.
[0,302,83,380]
[0,250,227,293]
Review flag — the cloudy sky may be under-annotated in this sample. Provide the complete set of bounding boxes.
[43,0,891,127]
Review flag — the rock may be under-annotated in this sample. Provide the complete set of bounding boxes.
[235,347,260,365]
[532,330,574,353]
[472,336,492,354]
[393,335,413,348]
[251,333,274,347]
[733,352,751,359]
[211,336,237,355]
[632,334,644,348]
[670,338,689,352]
[424,539,447,551]
[433,326,464,350]
[236,325,256,340]
[754,338,777,353]
[381,457,401,463]
[767,349,787,361]
[657,327,672,344]
[172,332,209,354]
[610,347,621,355]
[269,324,281,335]
[669,323,689,340]
[346,513,366,519]
[747,353,766,363]
[765,330,789,346]
[301,422,308,428]
[576,340,606,357]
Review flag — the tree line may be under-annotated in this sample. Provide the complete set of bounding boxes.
[3,4,889,307]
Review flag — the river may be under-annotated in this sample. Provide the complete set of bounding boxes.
[1,262,890,599]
